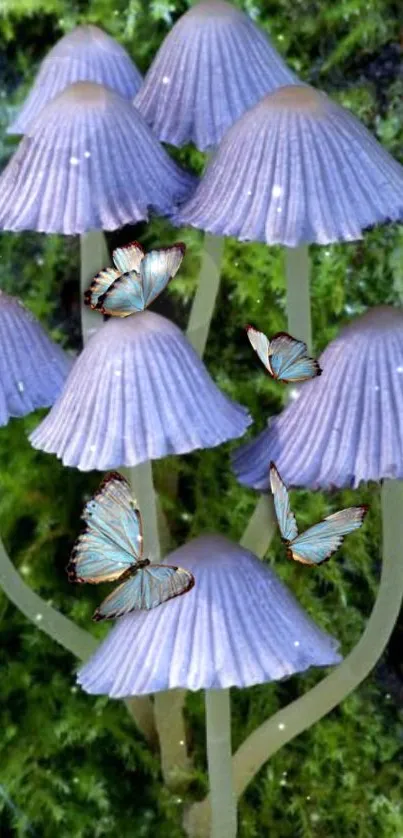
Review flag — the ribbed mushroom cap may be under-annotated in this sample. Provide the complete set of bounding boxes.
[77,534,341,696]
[0,82,196,235]
[0,291,71,426]
[134,0,298,151]
[174,84,403,245]
[29,311,251,470]
[8,25,142,135]
[233,306,403,490]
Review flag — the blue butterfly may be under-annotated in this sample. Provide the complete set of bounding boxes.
[84,241,186,317]
[66,472,194,621]
[246,326,321,383]
[269,462,368,565]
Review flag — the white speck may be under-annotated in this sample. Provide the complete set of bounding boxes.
[179,739,185,746]
[89,445,96,452]
[325,249,331,257]
[69,156,80,166]
[162,76,170,85]
[374,385,380,391]
[289,388,300,401]
[272,185,282,198]
[280,779,287,786]
[256,298,261,304]
[385,693,391,699]
[278,722,286,731]
[306,795,311,801]
[293,640,300,647]
[17,381,24,393]
[247,189,253,196]
[277,207,282,213]
[20,565,30,576]
[84,150,91,158]
[282,771,287,776]
[73,777,79,785]
[397,367,403,373]
[36,256,44,266]
[175,797,182,804]
[310,813,320,823]
[71,686,78,693]
[114,369,122,376]
[35,613,43,622]
[137,535,143,542]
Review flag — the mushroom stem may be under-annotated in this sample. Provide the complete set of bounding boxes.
[125,463,191,786]
[0,535,157,741]
[79,231,109,344]
[205,689,237,838]
[186,478,403,825]
[186,233,224,356]
[284,244,312,350]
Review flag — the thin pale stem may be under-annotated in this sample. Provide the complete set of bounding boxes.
[186,234,225,356]
[206,689,237,838]
[124,463,191,785]
[79,231,109,344]
[284,245,312,350]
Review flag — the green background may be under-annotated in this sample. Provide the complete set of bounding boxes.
[0,1,402,835]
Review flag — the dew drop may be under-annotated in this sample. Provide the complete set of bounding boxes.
[89,445,96,452]
[272,185,282,198]
[278,722,286,731]
[293,640,300,647]
[397,367,403,374]
[84,150,91,159]
[17,381,24,393]
[162,76,170,85]
[69,156,80,166]
[35,613,43,622]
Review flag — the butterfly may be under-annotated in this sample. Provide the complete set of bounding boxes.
[66,472,195,621]
[246,326,322,383]
[269,462,368,566]
[84,241,186,317]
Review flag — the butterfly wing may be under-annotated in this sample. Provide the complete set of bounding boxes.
[246,326,272,371]
[112,241,145,274]
[98,272,145,316]
[67,472,143,583]
[289,506,368,566]
[269,332,321,382]
[93,563,195,621]
[84,267,121,310]
[269,462,298,543]
[140,243,186,307]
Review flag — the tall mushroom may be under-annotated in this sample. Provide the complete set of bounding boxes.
[0,79,196,742]
[77,534,341,837]
[228,306,403,818]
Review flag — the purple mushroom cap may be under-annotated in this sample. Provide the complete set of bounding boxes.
[174,85,403,245]
[233,306,403,491]
[0,291,72,426]
[134,0,298,151]
[8,24,143,135]
[29,310,251,470]
[0,82,196,235]
[77,534,341,696]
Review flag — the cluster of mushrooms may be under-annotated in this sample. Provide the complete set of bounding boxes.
[1,3,403,837]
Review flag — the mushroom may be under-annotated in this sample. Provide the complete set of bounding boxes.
[229,306,403,827]
[29,310,251,471]
[8,24,143,135]
[77,534,341,833]
[0,291,71,426]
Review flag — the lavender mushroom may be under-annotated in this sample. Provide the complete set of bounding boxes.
[8,24,143,135]
[226,306,403,823]
[233,306,403,491]
[0,291,71,426]
[29,311,251,470]
[175,84,403,245]
[0,82,196,236]
[78,533,341,834]
[134,0,298,152]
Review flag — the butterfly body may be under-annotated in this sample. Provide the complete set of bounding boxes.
[67,472,194,620]
[84,241,185,317]
[269,462,368,566]
[246,326,322,383]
